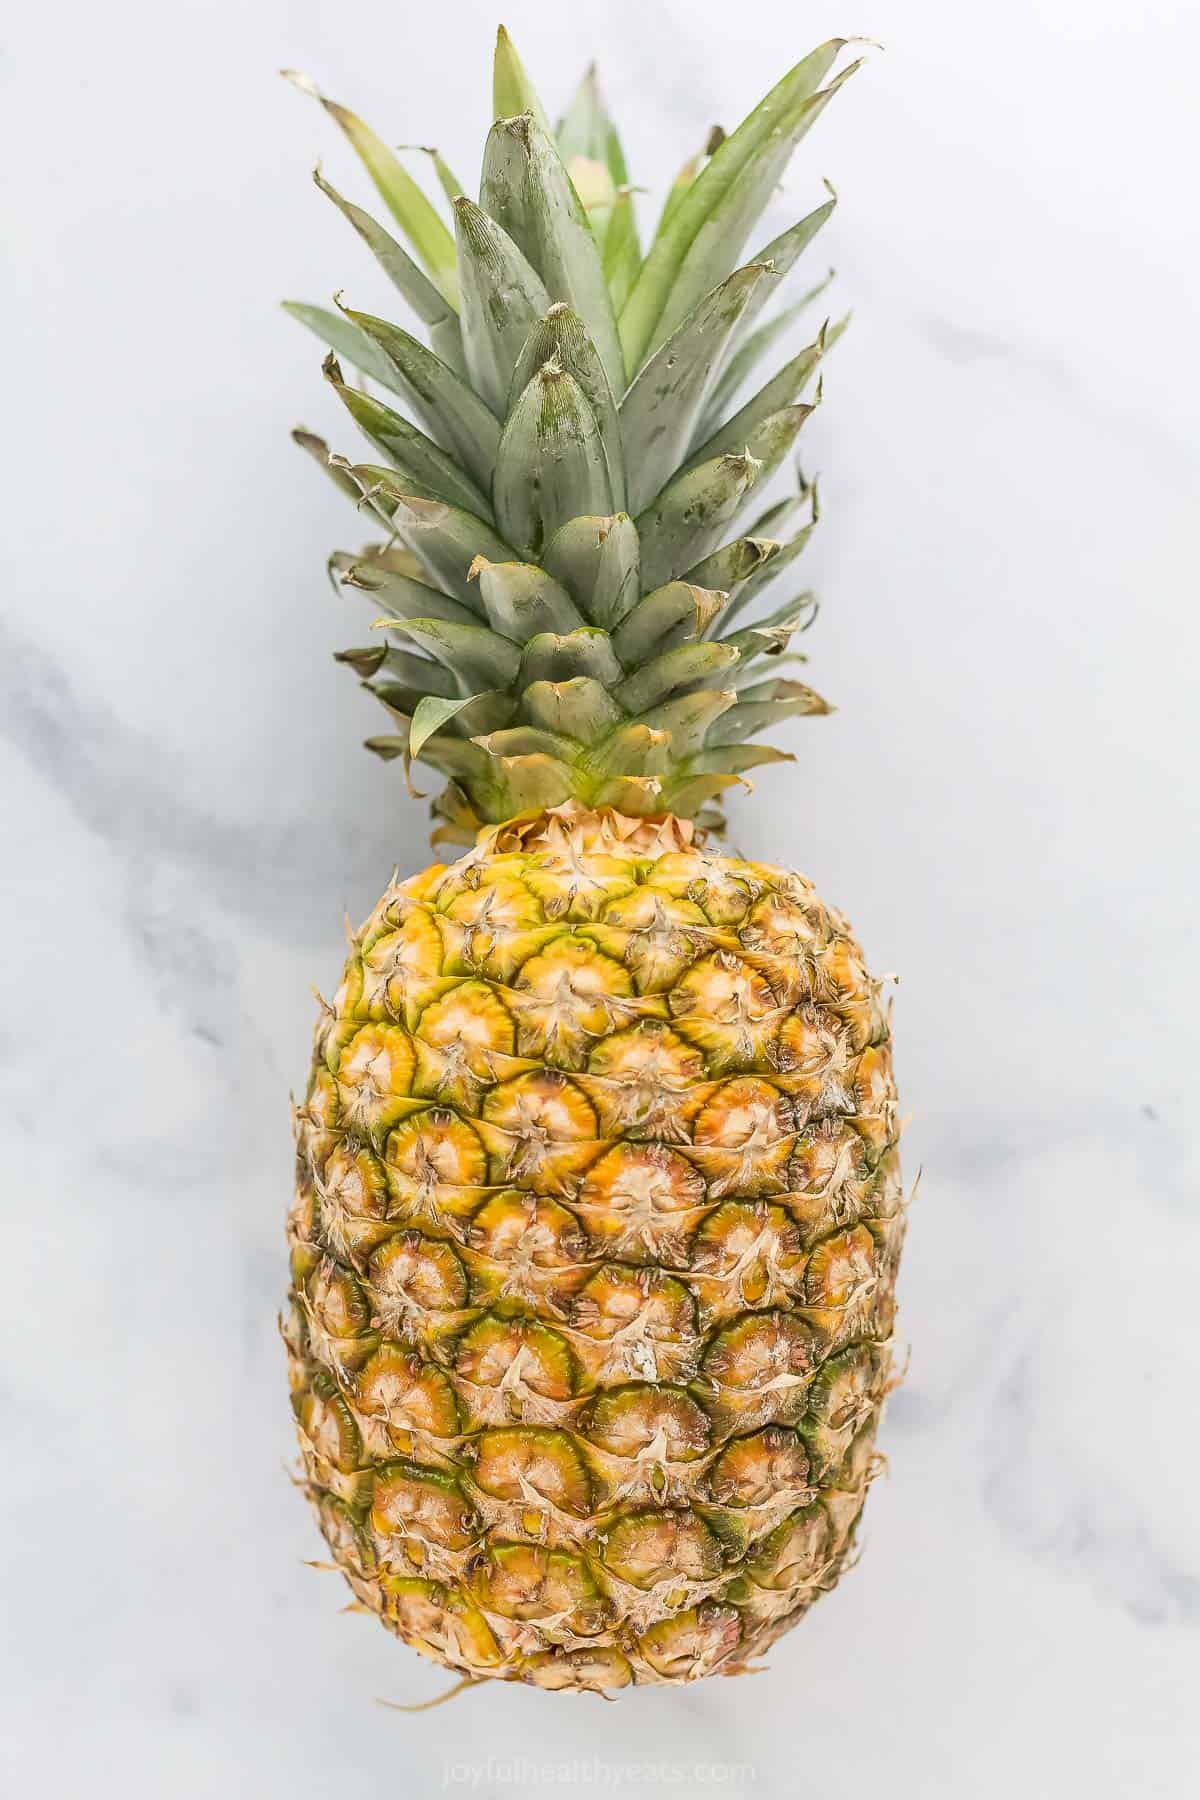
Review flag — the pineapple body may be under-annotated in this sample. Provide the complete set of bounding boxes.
[287,805,901,1689]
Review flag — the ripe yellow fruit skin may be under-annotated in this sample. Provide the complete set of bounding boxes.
[285,806,903,1690]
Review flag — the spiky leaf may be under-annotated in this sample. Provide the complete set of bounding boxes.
[282,72,458,306]
[324,360,493,517]
[454,198,552,415]
[619,264,774,513]
[494,365,615,560]
[618,42,847,367]
[509,305,625,509]
[343,307,501,488]
[311,170,467,375]
[481,114,625,393]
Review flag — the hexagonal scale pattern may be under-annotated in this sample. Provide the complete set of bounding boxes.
[285,805,903,1690]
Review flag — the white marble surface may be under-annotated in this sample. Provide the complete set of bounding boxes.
[4,0,1198,1793]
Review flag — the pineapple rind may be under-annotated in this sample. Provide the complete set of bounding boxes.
[287,805,902,1688]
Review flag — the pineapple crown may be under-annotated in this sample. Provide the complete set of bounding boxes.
[285,27,861,845]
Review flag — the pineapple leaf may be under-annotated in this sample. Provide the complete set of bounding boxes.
[520,677,622,738]
[647,61,860,356]
[292,427,367,504]
[661,771,747,814]
[556,65,631,186]
[494,365,615,561]
[542,514,641,628]
[603,192,641,316]
[413,145,468,206]
[684,322,840,472]
[348,567,483,630]
[619,41,849,369]
[717,593,819,670]
[611,582,728,666]
[469,559,585,640]
[519,628,623,687]
[697,272,835,438]
[717,514,818,629]
[619,263,775,514]
[489,753,579,811]
[353,480,516,603]
[705,679,830,743]
[392,617,522,690]
[341,305,501,488]
[615,641,740,713]
[632,690,737,757]
[453,197,552,415]
[311,169,467,375]
[509,306,626,510]
[585,722,671,778]
[651,149,705,249]
[686,742,796,774]
[492,26,553,136]
[324,357,494,518]
[409,692,489,759]
[472,725,579,761]
[710,193,837,367]
[282,71,459,307]
[360,643,457,698]
[683,535,781,595]
[636,449,763,592]
[481,114,626,395]
[283,301,407,396]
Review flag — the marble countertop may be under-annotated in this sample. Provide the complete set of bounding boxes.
[3,1,1197,1794]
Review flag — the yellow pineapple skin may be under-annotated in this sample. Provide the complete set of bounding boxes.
[285,805,903,1690]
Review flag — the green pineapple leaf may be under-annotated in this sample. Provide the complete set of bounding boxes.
[392,617,522,690]
[542,514,641,628]
[556,64,631,186]
[611,583,728,666]
[470,559,585,640]
[520,677,622,739]
[509,306,625,510]
[492,26,554,135]
[283,301,407,396]
[340,305,501,488]
[494,365,615,560]
[323,357,495,518]
[705,678,831,743]
[519,628,623,687]
[603,192,641,315]
[619,41,850,369]
[614,640,740,713]
[633,690,737,757]
[684,322,841,471]
[409,692,491,759]
[650,148,705,248]
[697,270,835,438]
[646,62,860,357]
[413,145,468,206]
[619,263,775,514]
[636,450,763,591]
[292,427,367,503]
[453,197,552,415]
[282,71,459,307]
[311,169,467,375]
[682,535,781,596]
[481,114,626,394]
[353,480,516,602]
[718,512,818,629]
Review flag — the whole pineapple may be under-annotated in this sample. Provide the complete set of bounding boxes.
[283,28,902,1692]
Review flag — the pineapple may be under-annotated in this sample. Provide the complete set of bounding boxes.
[283,28,901,1692]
